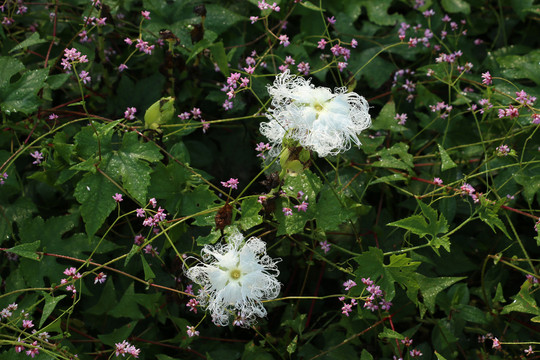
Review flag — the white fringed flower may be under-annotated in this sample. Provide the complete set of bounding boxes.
[185,230,280,327]
[260,70,371,157]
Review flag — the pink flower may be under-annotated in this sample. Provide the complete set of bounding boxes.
[496,145,510,156]
[297,61,310,75]
[22,320,34,329]
[118,64,128,72]
[337,62,348,72]
[351,39,358,48]
[49,113,59,120]
[223,100,233,111]
[124,107,137,120]
[94,272,107,284]
[186,298,199,313]
[433,177,443,185]
[317,39,327,49]
[30,151,43,165]
[394,113,407,125]
[282,207,293,216]
[134,234,145,245]
[64,267,77,276]
[341,302,353,316]
[26,341,40,358]
[250,16,258,24]
[221,178,239,189]
[294,201,308,212]
[492,337,501,350]
[319,241,331,254]
[112,193,123,202]
[141,10,151,20]
[79,70,91,84]
[532,114,540,124]
[278,34,290,47]
[343,279,357,290]
[187,325,199,337]
[482,71,492,85]
[327,16,336,25]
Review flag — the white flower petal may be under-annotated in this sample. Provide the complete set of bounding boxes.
[185,230,280,327]
[260,70,371,157]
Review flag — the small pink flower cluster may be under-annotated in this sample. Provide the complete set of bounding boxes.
[477,98,493,114]
[141,205,167,228]
[0,303,17,319]
[319,240,331,254]
[435,50,463,64]
[221,73,250,110]
[61,267,82,297]
[460,183,480,203]
[255,142,272,160]
[61,48,88,71]
[221,178,239,190]
[186,325,199,337]
[0,172,7,185]
[392,69,416,102]
[125,37,155,55]
[498,105,519,119]
[124,107,137,120]
[482,71,492,85]
[15,338,40,358]
[83,16,107,26]
[186,298,199,313]
[515,90,536,106]
[429,101,453,119]
[30,151,43,165]
[257,0,280,12]
[495,144,510,156]
[178,108,209,133]
[362,277,392,312]
[115,340,140,358]
[395,113,407,126]
[94,272,107,284]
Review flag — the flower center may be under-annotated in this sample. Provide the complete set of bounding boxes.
[314,103,324,112]
[230,269,242,280]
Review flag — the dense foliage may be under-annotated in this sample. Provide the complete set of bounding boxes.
[1,0,539,359]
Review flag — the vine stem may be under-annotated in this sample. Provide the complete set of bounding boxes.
[0,250,193,298]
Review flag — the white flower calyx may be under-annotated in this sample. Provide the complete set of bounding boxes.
[185,230,280,327]
[260,70,371,157]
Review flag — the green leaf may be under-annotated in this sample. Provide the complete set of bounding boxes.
[501,281,540,316]
[46,73,70,90]
[187,30,218,63]
[74,172,118,237]
[210,42,229,77]
[109,132,162,203]
[0,57,25,88]
[415,274,464,313]
[140,253,156,281]
[388,214,429,238]
[239,197,263,231]
[496,49,540,85]
[354,248,420,300]
[372,143,414,171]
[300,1,325,11]
[97,321,137,346]
[0,59,48,115]
[514,171,540,204]
[6,240,40,260]
[180,185,219,226]
[455,304,490,324]
[359,0,404,26]
[9,32,48,53]
[360,349,374,360]
[434,351,449,360]
[441,0,471,14]
[478,206,511,239]
[287,335,298,355]
[316,187,355,231]
[196,230,222,246]
[39,293,66,328]
[437,143,457,171]
[377,327,404,340]
[371,101,400,131]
